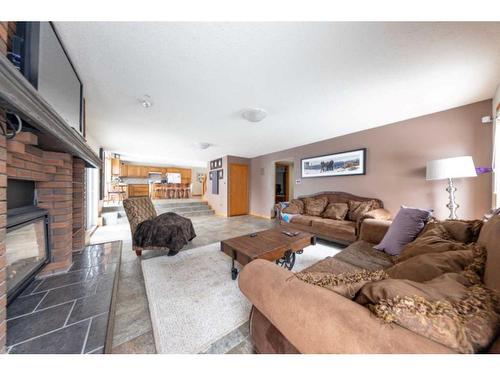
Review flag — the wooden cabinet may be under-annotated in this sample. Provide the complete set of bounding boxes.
[120,162,128,177]
[128,184,149,197]
[119,163,193,182]
[111,158,121,176]
[125,165,142,177]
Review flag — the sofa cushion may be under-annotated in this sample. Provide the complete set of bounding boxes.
[301,256,361,274]
[386,249,474,282]
[282,199,304,215]
[441,219,484,243]
[334,240,394,270]
[395,225,470,264]
[322,203,349,220]
[311,219,356,242]
[357,274,500,354]
[295,269,389,299]
[290,214,320,227]
[374,206,433,256]
[477,215,500,292]
[347,200,378,222]
[303,196,328,216]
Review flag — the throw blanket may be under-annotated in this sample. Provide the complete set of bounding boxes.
[134,212,196,254]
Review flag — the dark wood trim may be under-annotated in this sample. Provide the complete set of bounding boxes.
[0,53,101,167]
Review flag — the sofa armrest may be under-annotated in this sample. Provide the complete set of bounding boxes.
[274,202,289,220]
[355,208,391,238]
[363,208,391,221]
[239,259,453,354]
[359,219,392,244]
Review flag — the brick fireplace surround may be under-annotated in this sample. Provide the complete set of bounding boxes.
[0,22,87,353]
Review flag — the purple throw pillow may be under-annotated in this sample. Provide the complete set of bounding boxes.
[374,206,433,256]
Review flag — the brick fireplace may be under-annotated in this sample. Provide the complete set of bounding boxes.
[0,22,90,353]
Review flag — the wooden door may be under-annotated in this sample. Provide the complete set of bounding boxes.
[229,163,249,216]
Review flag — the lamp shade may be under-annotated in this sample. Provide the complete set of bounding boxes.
[426,156,477,181]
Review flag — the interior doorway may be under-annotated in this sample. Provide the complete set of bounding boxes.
[274,161,294,204]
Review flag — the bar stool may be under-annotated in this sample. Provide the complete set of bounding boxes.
[174,183,182,199]
[184,183,191,198]
[166,184,175,199]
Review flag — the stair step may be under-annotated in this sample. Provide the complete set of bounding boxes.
[157,206,212,213]
[102,200,214,218]
[154,201,209,208]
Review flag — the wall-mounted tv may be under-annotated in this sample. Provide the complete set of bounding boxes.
[16,22,84,135]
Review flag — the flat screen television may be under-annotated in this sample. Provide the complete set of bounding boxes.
[16,22,84,135]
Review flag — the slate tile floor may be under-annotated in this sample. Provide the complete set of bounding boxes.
[6,241,121,354]
[90,214,277,354]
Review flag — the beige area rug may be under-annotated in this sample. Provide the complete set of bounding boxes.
[141,241,342,354]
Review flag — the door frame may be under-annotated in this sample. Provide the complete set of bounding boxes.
[274,162,292,204]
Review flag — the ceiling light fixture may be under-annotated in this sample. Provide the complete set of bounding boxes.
[242,108,267,122]
[139,95,153,108]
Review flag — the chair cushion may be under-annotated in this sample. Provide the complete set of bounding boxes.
[123,197,157,233]
[303,196,328,216]
[322,203,349,220]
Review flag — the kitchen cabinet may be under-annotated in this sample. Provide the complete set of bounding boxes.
[119,163,193,181]
[126,165,142,177]
[119,162,128,177]
[111,158,121,176]
[128,184,149,197]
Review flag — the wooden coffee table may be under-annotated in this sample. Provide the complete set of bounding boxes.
[220,228,316,280]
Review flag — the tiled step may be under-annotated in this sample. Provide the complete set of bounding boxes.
[102,200,214,218]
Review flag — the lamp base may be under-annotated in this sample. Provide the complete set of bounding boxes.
[445,178,459,220]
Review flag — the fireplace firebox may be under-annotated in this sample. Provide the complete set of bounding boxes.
[6,179,51,303]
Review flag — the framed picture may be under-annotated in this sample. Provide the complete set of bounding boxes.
[210,158,223,170]
[301,148,366,178]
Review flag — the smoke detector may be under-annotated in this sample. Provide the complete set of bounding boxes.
[242,108,267,122]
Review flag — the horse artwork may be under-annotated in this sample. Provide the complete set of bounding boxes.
[301,148,366,178]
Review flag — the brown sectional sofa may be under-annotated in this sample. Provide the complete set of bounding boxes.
[239,217,500,354]
[276,192,391,245]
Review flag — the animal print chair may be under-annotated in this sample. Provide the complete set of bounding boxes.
[123,197,170,256]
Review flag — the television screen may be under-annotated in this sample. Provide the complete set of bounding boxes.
[37,22,82,133]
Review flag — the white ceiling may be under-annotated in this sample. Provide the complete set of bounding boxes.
[54,22,500,167]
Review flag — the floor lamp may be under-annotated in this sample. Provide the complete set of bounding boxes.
[426,156,477,220]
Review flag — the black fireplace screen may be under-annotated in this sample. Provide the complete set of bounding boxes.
[6,207,50,302]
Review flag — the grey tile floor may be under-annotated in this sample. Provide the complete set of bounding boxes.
[91,214,277,354]
[6,242,121,354]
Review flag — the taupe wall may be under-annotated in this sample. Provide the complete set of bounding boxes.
[250,100,493,220]
[204,155,250,216]
[205,156,228,216]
